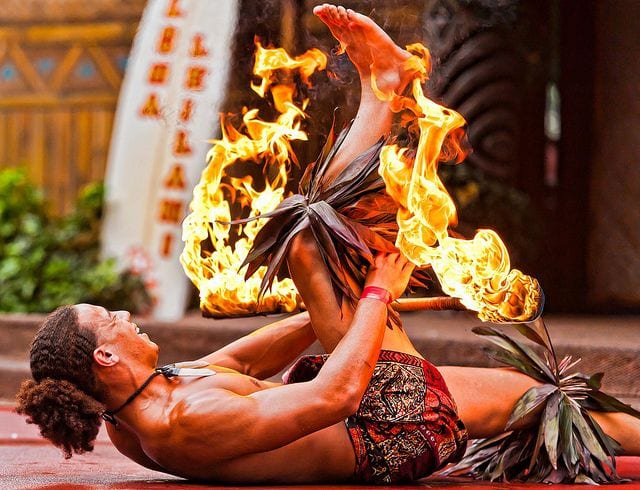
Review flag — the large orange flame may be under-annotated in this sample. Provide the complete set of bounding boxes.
[182,39,540,322]
[379,44,541,323]
[180,42,326,317]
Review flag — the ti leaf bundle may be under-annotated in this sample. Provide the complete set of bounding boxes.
[444,319,640,484]
[231,123,431,325]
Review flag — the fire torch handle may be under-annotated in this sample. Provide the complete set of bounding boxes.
[393,296,467,312]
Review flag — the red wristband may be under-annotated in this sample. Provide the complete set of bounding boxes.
[360,286,392,304]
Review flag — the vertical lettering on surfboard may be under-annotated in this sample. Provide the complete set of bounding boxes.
[102,0,239,320]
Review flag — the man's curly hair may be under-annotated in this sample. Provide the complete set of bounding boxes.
[16,305,107,458]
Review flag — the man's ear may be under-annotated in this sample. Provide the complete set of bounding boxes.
[93,345,120,367]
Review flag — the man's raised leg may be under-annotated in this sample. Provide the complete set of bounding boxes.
[286,5,422,355]
[287,228,421,356]
[313,4,415,183]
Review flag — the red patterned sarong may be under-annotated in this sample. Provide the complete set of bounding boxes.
[283,350,468,484]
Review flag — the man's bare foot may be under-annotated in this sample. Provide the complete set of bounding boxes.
[313,4,415,96]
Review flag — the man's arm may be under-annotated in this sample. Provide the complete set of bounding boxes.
[196,312,316,379]
[171,254,414,461]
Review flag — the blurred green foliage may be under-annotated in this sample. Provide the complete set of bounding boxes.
[0,168,151,313]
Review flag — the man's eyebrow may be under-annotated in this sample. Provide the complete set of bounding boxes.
[102,307,116,323]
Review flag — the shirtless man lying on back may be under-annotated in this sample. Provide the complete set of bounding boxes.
[16,4,640,485]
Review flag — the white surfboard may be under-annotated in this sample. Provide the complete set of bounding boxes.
[101,0,239,320]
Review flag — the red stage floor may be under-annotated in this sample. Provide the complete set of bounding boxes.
[2,405,639,489]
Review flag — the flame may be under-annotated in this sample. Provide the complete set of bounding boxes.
[182,39,540,322]
[379,43,541,323]
[180,42,326,317]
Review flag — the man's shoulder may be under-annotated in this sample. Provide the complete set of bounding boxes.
[167,385,244,428]
[145,386,262,465]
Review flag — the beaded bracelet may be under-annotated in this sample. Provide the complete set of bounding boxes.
[360,286,392,304]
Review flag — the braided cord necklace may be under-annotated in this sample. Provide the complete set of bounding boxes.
[101,362,216,426]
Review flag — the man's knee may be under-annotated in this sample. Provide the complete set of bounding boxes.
[288,229,317,265]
